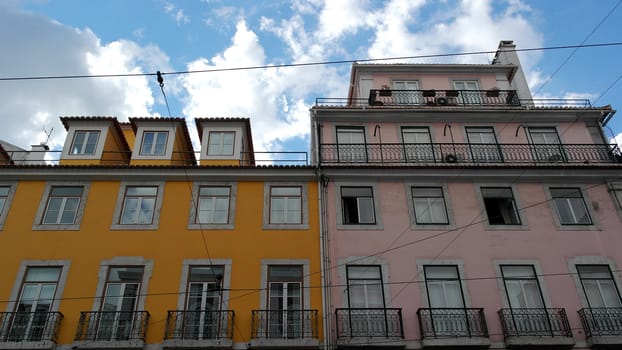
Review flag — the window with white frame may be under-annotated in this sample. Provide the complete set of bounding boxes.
[529,127,563,162]
[140,131,168,156]
[577,265,622,308]
[412,187,448,224]
[401,127,433,162]
[341,187,375,225]
[9,267,62,341]
[184,265,225,339]
[453,80,481,105]
[0,186,9,216]
[267,265,303,338]
[196,186,231,224]
[98,266,144,341]
[41,186,84,225]
[466,127,501,162]
[336,127,366,163]
[481,187,521,225]
[346,265,385,308]
[207,131,235,156]
[424,265,465,308]
[70,131,100,155]
[550,187,592,225]
[120,186,158,225]
[393,81,421,104]
[270,186,302,224]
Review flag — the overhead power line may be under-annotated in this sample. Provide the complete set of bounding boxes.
[0,42,621,82]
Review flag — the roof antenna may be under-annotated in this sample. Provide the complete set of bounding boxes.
[42,127,53,147]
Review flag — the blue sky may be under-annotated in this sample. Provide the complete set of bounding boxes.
[1,0,621,157]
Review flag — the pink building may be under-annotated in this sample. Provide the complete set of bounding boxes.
[312,41,622,349]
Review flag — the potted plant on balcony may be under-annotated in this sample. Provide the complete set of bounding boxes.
[379,84,392,96]
[486,87,500,97]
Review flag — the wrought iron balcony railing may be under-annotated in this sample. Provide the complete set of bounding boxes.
[75,311,150,342]
[0,311,63,342]
[251,310,318,340]
[335,308,404,339]
[368,89,520,107]
[165,310,234,340]
[578,307,622,338]
[319,143,621,165]
[498,308,572,338]
[417,308,488,339]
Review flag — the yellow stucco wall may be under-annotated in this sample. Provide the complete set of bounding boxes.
[0,178,321,345]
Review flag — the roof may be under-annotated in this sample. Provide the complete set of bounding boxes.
[0,144,13,165]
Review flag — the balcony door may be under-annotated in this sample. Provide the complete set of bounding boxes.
[185,266,223,339]
[336,127,366,163]
[10,267,61,341]
[98,267,143,341]
[577,265,622,308]
[453,80,481,105]
[267,266,303,339]
[528,127,564,162]
[424,266,468,336]
[501,265,549,335]
[393,80,421,104]
[401,127,434,162]
[346,265,386,337]
[466,127,502,162]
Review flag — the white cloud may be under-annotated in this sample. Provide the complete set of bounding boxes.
[0,4,170,150]
[163,1,190,25]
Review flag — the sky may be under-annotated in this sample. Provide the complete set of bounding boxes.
[1,0,621,159]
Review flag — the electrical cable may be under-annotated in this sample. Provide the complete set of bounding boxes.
[0,42,621,82]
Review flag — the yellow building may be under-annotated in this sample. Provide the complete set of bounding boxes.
[0,116,323,350]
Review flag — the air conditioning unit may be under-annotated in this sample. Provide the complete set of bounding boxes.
[548,154,563,162]
[435,97,449,105]
[444,154,458,163]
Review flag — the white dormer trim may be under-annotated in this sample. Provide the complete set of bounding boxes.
[131,124,176,160]
[61,121,110,160]
[199,122,246,161]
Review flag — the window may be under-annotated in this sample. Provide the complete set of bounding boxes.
[347,265,385,308]
[424,266,464,308]
[341,187,375,225]
[70,131,100,155]
[0,186,9,216]
[207,131,235,156]
[500,265,545,309]
[9,267,62,341]
[481,187,520,225]
[140,131,168,156]
[267,266,303,338]
[120,186,158,225]
[577,265,622,308]
[466,127,501,162]
[196,186,231,224]
[529,127,563,162]
[336,127,366,163]
[550,187,592,225]
[412,187,448,224]
[453,80,481,104]
[41,186,83,225]
[402,127,433,162]
[98,266,144,340]
[270,186,302,224]
[184,266,225,339]
[393,81,421,104]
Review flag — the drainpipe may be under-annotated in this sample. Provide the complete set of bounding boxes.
[374,125,383,163]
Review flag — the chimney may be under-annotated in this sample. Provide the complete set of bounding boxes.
[27,143,49,165]
[492,40,533,101]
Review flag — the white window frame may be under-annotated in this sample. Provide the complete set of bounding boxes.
[61,124,109,160]
[176,259,232,311]
[188,182,237,230]
[0,182,17,230]
[5,260,71,313]
[263,182,309,230]
[131,126,176,160]
[568,257,622,309]
[70,130,101,155]
[269,186,302,224]
[405,183,454,230]
[139,131,169,156]
[90,257,153,312]
[111,182,165,230]
[546,185,596,229]
[493,260,552,309]
[32,182,90,231]
[259,259,311,310]
[207,131,235,156]
[609,182,622,222]
[411,186,449,225]
[335,183,383,230]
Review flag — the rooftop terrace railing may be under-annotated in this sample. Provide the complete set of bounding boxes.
[319,142,621,165]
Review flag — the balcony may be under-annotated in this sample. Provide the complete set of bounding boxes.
[417,308,490,348]
[368,89,520,107]
[0,312,63,350]
[319,143,621,165]
[163,310,234,349]
[74,311,150,349]
[335,308,404,347]
[578,307,622,347]
[498,308,574,348]
[250,310,319,348]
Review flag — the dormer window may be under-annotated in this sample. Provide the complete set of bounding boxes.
[140,131,168,156]
[208,131,235,156]
[70,131,100,155]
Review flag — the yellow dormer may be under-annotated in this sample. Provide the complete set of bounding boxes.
[129,117,196,166]
[59,117,131,166]
[195,118,255,166]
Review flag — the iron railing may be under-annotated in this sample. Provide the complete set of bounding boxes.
[335,308,404,339]
[75,311,150,342]
[417,308,488,339]
[165,310,234,340]
[251,310,318,340]
[319,143,621,165]
[578,307,622,337]
[368,89,520,107]
[498,308,572,338]
[0,312,63,342]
